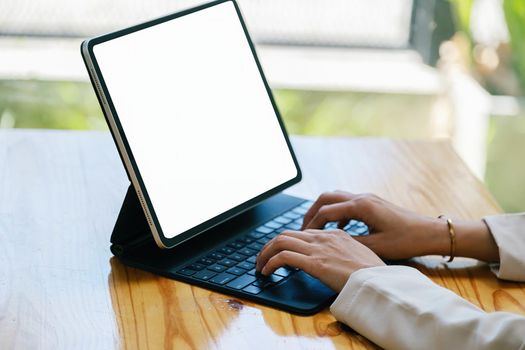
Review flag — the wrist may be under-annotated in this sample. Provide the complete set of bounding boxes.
[455,220,499,262]
[423,218,499,262]
[423,217,451,256]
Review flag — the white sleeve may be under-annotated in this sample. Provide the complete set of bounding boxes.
[330,266,525,350]
[483,213,525,282]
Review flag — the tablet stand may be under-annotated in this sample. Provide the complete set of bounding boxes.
[110,185,155,257]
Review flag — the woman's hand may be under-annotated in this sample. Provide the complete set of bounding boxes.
[301,191,499,262]
[255,229,385,292]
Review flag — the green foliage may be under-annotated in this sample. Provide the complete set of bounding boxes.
[449,0,475,35]
[503,0,525,94]
[273,90,437,137]
[0,80,105,130]
[449,0,525,94]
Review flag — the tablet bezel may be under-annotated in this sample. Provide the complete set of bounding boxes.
[81,0,302,249]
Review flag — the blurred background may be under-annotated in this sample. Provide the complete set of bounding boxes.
[1,0,524,212]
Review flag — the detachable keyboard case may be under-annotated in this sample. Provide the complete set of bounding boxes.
[110,185,337,315]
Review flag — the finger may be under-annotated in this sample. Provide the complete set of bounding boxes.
[337,219,350,230]
[279,230,316,243]
[302,191,352,229]
[256,234,313,272]
[303,228,325,234]
[303,228,344,238]
[261,250,312,276]
[302,191,354,229]
[305,200,368,230]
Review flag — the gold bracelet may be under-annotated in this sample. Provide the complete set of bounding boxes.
[438,215,456,263]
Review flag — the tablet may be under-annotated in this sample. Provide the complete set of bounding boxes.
[81,0,301,248]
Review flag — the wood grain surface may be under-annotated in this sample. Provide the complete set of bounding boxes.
[0,130,523,350]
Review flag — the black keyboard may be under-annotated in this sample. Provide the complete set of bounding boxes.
[176,200,369,295]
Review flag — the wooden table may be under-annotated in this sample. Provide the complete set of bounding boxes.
[1,130,523,349]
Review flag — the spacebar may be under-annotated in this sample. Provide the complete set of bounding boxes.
[226,274,256,289]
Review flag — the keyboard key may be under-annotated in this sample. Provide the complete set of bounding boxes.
[227,241,244,249]
[283,211,301,220]
[266,232,278,239]
[239,247,257,256]
[243,285,262,295]
[238,236,254,244]
[293,218,304,225]
[227,275,257,290]
[285,223,302,230]
[187,263,205,271]
[252,279,264,288]
[253,274,284,288]
[246,256,257,264]
[197,258,214,266]
[274,216,292,225]
[255,226,273,234]
[292,207,308,215]
[257,237,271,245]
[247,268,256,275]
[237,261,255,270]
[266,274,285,284]
[208,264,227,273]
[226,267,246,276]
[207,252,225,261]
[324,222,338,230]
[177,268,196,276]
[218,258,236,267]
[300,201,313,208]
[355,227,369,235]
[265,221,283,229]
[209,273,236,285]
[344,221,368,236]
[247,242,263,251]
[273,267,293,277]
[247,231,266,239]
[229,253,247,262]
[218,247,235,255]
[348,219,359,227]
[193,270,217,281]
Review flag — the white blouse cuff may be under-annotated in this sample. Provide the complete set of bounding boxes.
[483,213,525,282]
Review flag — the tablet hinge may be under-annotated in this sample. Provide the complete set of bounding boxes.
[110,184,153,257]
[110,234,153,257]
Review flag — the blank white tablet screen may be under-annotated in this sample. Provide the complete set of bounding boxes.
[93,1,298,239]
